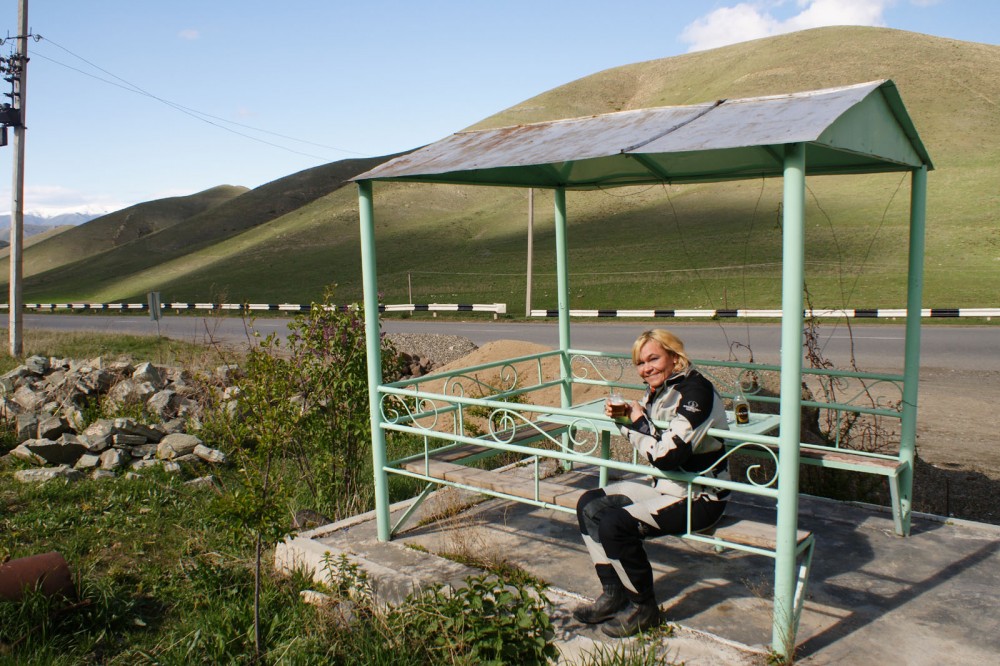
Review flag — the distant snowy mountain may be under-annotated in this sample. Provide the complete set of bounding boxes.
[0,211,104,236]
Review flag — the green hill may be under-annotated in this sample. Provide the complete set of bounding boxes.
[10,26,1000,311]
[0,224,74,255]
[4,156,395,302]
[0,186,247,280]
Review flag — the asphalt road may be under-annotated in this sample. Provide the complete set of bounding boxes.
[15,313,1000,373]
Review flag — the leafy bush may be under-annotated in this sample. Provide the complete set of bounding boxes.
[395,575,558,665]
[316,554,558,665]
[281,295,404,510]
[203,289,403,526]
[199,291,403,660]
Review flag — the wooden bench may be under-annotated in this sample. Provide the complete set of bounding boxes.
[398,444,814,636]
[389,420,572,534]
[402,456,811,548]
[398,417,812,558]
[727,438,909,535]
[399,458,586,508]
[410,420,570,466]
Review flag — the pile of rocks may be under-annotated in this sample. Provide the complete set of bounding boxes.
[1,355,229,484]
[387,334,477,377]
[397,351,435,379]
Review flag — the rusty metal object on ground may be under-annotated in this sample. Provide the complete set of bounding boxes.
[0,551,75,602]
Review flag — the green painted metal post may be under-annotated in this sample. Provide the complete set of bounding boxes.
[773,143,806,657]
[554,187,571,403]
[554,188,573,468]
[358,180,391,542]
[898,165,927,537]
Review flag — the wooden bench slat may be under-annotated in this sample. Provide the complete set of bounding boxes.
[705,517,811,550]
[424,421,569,463]
[401,458,807,551]
[732,441,903,474]
[399,458,585,509]
[430,443,493,463]
[799,447,902,471]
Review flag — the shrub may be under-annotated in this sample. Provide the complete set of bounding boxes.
[200,288,403,660]
[395,575,558,665]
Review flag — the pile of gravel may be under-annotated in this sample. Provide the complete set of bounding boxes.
[386,334,478,367]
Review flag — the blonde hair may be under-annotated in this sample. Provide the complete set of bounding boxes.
[631,329,691,373]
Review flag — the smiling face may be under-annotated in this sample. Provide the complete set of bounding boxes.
[636,340,677,390]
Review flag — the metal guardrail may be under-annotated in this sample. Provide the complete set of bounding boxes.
[529,307,1000,319]
[0,302,508,315]
[1,302,995,318]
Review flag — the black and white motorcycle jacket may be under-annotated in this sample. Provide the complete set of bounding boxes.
[619,366,730,500]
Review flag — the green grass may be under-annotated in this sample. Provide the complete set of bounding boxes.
[0,328,230,376]
[1,467,290,663]
[0,328,565,664]
[0,442,545,664]
[0,464,442,665]
[3,27,998,312]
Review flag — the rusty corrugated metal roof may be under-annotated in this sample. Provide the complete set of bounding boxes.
[354,80,931,189]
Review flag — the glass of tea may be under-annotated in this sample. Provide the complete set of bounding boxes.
[608,390,629,419]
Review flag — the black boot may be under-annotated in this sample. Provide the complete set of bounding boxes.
[573,583,628,624]
[601,600,662,638]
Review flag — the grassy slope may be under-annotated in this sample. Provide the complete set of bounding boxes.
[0,224,74,257]
[15,156,396,301]
[17,27,1000,309]
[0,185,248,281]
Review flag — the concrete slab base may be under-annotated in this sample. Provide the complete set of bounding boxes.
[276,466,1000,665]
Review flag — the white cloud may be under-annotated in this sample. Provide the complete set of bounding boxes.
[178,28,200,41]
[680,0,896,52]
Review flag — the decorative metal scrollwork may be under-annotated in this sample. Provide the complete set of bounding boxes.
[443,362,520,398]
[736,369,764,396]
[481,409,603,456]
[379,392,442,431]
[571,354,627,383]
[836,378,903,412]
[706,442,780,488]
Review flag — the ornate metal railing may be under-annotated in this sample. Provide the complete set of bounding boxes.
[378,349,905,505]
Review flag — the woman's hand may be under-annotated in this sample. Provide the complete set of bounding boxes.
[605,399,643,423]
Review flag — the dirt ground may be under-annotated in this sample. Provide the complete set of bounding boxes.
[418,340,1000,526]
[906,367,1000,524]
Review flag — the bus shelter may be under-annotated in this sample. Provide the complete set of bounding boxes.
[351,79,932,657]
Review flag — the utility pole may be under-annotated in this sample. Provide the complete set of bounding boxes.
[525,188,533,317]
[6,0,28,357]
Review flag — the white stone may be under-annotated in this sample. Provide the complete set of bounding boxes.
[157,433,202,459]
[23,437,86,465]
[184,475,217,488]
[132,362,165,388]
[300,589,335,606]
[74,453,101,469]
[14,465,83,483]
[194,444,227,464]
[10,443,45,464]
[99,448,127,470]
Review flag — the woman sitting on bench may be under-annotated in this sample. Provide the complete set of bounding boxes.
[574,328,730,637]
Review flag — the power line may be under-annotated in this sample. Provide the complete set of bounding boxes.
[28,35,372,160]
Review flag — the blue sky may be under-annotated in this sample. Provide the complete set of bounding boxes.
[0,0,996,216]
